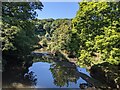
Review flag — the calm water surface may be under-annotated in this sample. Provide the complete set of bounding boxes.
[25,62,90,88]
[3,57,91,88]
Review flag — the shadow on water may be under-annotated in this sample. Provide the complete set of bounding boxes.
[3,52,118,89]
[90,62,120,89]
[2,54,93,89]
[2,56,37,89]
[30,54,104,89]
[26,57,93,88]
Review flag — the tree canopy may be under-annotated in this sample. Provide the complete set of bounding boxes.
[2,2,43,52]
[2,2,43,69]
[2,1,120,89]
[71,2,120,66]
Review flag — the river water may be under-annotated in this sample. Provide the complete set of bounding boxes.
[2,55,92,89]
[25,62,90,88]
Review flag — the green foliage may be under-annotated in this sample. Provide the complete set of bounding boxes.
[66,28,80,56]
[71,3,120,88]
[78,50,92,67]
[2,2,43,21]
[2,2,43,52]
[33,19,54,38]
[71,2,120,66]
[2,23,20,51]
[13,21,39,55]
[34,19,71,51]
[48,19,71,52]
[2,2,43,69]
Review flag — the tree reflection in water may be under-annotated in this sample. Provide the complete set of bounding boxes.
[90,62,120,89]
[50,62,81,87]
[32,56,95,89]
[24,71,37,86]
[3,55,98,89]
[2,57,37,88]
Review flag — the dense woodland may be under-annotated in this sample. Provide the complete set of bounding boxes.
[1,1,120,89]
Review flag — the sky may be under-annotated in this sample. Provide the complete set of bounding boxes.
[36,2,79,19]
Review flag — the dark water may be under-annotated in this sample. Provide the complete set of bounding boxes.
[2,56,92,89]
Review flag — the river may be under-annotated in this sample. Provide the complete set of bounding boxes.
[2,53,94,89]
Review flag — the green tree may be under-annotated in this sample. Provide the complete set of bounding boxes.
[70,2,120,89]
[72,2,120,66]
[2,1,43,49]
[48,19,71,52]
[2,1,43,69]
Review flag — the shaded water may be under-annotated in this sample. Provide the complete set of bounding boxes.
[2,56,92,89]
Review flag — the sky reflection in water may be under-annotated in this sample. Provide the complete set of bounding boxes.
[25,62,90,88]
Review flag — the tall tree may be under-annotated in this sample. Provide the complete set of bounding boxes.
[71,2,120,66]
[2,1,43,52]
[2,1,43,68]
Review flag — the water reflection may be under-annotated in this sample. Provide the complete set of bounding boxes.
[27,57,91,88]
[3,53,119,89]
[50,63,79,87]
[90,62,120,89]
[3,56,92,89]
[2,57,36,88]
[24,71,37,86]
